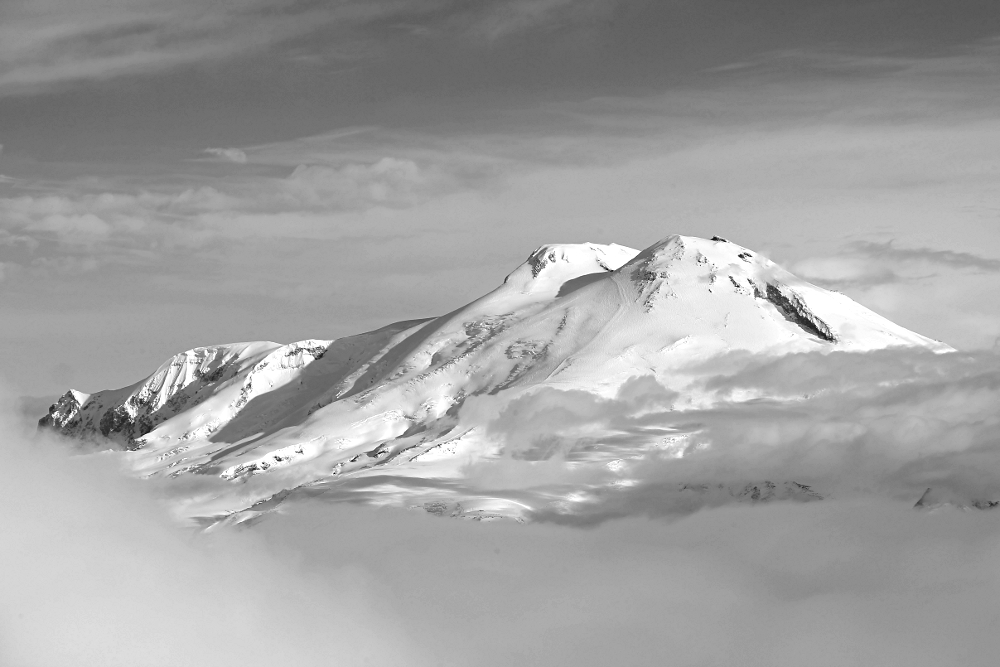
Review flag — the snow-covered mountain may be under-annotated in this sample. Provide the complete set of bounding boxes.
[40,235,950,524]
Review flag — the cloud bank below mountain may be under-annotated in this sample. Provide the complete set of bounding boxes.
[467,348,1000,522]
[4,409,1000,666]
[5,345,1000,665]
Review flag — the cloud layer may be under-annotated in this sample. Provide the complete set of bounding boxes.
[453,348,1000,523]
[5,367,1000,666]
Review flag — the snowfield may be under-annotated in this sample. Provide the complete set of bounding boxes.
[39,234,951,524]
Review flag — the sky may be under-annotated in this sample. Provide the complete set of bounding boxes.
[3,3,1000,664]
[2,0,1000,400]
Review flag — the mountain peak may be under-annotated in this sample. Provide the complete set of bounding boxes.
[40,234,952,523]
[501,242,638,296]
[624,233,771,277]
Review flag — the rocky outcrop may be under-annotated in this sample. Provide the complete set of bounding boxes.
[761,283,837,342]
[38,390,84,431]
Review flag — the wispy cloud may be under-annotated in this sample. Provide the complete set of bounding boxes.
[458,0,620,40]
[203,147,248,164]
[0,144,503,297]
[0,0,624,95]
[706,37,1000,80]
[0,0,316,93]
[793,240,1000,290]
[853,240,1000,272]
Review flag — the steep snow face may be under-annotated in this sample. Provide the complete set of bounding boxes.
[41,235,951,524]
[614,235,945,353]
[501,242,638,297]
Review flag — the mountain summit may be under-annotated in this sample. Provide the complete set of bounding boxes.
[40,235,949,524]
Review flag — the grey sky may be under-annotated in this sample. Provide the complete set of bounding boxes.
[4,6,1000,662]
[2,0,1000,397]
[2,0,998,161]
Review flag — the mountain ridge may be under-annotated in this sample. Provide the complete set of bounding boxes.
[39,234,951,524]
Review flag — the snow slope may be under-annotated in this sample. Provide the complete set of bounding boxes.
[40,235,951,524]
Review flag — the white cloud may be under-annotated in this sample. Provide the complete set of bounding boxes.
[452,348,1000,524]
[0,403,421,667]
[0,230,38,250]
[203,147,248,164]
[792,255,899,286]
[27,212,113,236]
[0,153,475,272]
[282,157,437,208]
[465,0,621,40]
[30,255,100,274]
[7,359,1000,666]
[0,0,335,94]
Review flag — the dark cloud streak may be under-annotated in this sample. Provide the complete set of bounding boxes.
[854,240,1000,272]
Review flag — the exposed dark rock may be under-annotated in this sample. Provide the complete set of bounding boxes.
[762,283,837,342]
[97,406,153,449]
[915,487,1000,511]
[37,391,82,431]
